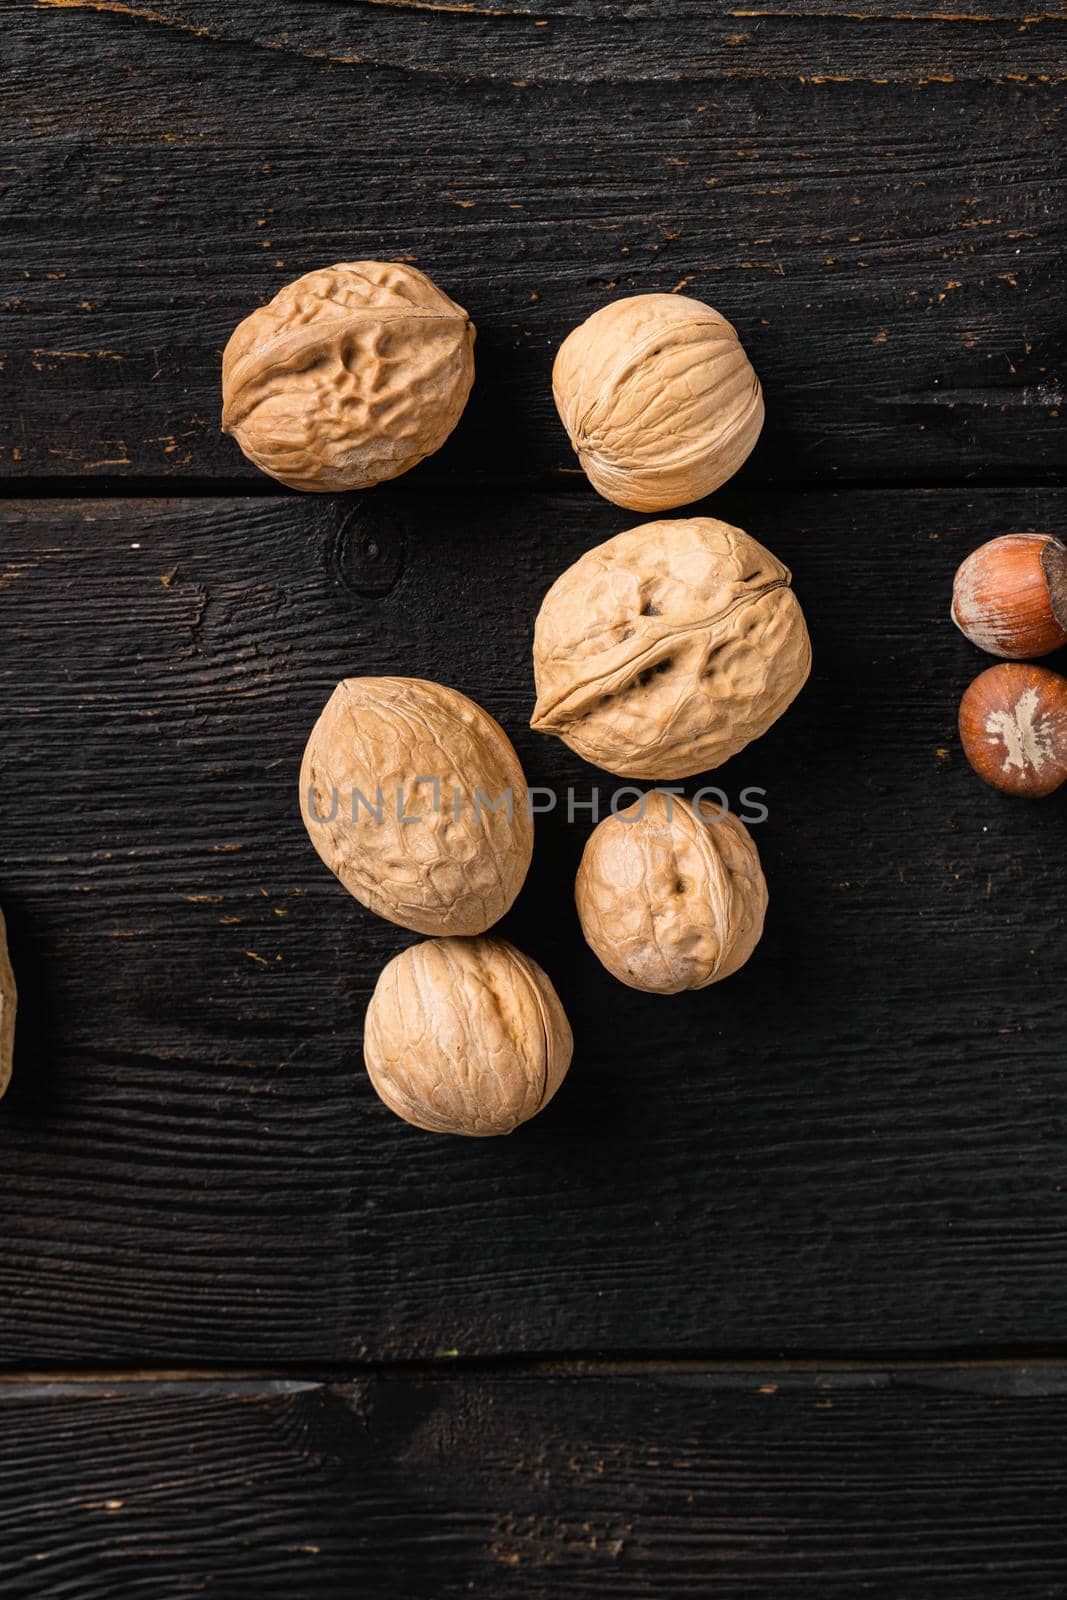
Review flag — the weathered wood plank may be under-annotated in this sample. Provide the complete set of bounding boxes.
[2,1366,1067,1597]
[0,488,1065,1361]
[4,3,1064,485]
[24,0,1067,83]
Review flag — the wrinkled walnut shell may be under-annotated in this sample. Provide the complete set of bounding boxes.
[364,937,573,1136]
[222,261,475,491]
[553,293,763,511]
[0,909,14,1099]
[301,677,532,936]
[531,517,811,778]
[576,792,767,993]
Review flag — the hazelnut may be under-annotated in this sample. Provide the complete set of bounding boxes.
[952,533,1067,659]
[958,662,1067,798]
[300,677,532,935]
[576,792,767,994]
[221,261,475,491]
[363,937,573,1136]
[552,293,763,512]
[0,909,14,1100]
[531,516,811,779]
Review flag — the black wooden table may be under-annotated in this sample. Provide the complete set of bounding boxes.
[3,5,1066,1594]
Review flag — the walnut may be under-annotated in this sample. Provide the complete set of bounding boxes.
[552,293,763,511]
[301,678,532,936]
[0,909,14,1099]
[363,937,573,1135]
[576,792,767,994]
[221,261,475,491]
[531,516,811,778]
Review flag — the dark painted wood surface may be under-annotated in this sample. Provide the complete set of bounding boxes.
[1,489,1064,1362]
[4,5,1067,1590]
[2,1366,1066,1598]
[6,2,1065,486]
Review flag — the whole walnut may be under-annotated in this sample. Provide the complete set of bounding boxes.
[221,261,475,491]
[364,937,573,1135]
[576,792,767,994]
[552,293,763,512]
[301,678,532,936]
[531,517,811,778]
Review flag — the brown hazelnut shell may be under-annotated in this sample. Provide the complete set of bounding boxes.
[951,533,1067,659]
[958,662,1067,798]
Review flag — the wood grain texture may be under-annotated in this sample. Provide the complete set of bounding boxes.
[1,488,1065,1363]
[5,1,1064,485]
[24,0,1067,82]
[2,1366,1067,1597]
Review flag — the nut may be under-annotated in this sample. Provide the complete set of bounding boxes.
[363,937,573,1135]
[576,792,767,994]
[952,533,1067,658]
[0,909,14,1099]
[531,516,811,778]
[552,293,763,511]
[958,662,1067,798]
[301,677,532,935]
[221,261,475,491]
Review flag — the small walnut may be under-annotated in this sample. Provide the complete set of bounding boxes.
[576,792,767,994]
[0,909,15,1099]
[301,677,532,936]
[531,516,811,779]
[221,261,475,491]
[364,937,573,1135]
[553,293,763,512]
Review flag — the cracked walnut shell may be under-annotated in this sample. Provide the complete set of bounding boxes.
[301,677,532,936]
[531,517,811,779]
[576,792,767,994]
[364,937,573,1135]
[221,261,475,491]
[552,293,763,511]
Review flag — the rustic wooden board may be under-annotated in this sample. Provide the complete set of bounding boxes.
[2,1365,1066,1597]
[6,1,1065,486]
[5,4,1066,1590]
[1,488,1064,1363]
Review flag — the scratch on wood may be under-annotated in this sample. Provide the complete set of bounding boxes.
[37,0,197,25]
[729,7,1049,20]
[361,0,530,14]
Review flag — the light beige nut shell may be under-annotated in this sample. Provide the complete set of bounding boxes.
[363,937,573,1136]
[552,293,764,512]
[221,261,475,491]
[301,677,533,936]
[531,516,812,779]
[576,793,767,994]
[0,909,14,1099]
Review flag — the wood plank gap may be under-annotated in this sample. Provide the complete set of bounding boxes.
[4,1353,1067,1386]
[3,474,1067,501]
